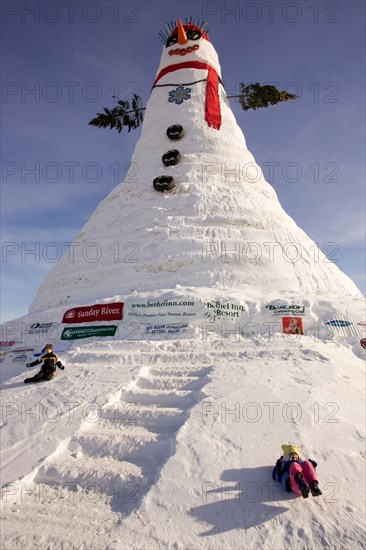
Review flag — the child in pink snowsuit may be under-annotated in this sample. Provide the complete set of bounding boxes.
[273,448,322,498]
[288,454,320,497]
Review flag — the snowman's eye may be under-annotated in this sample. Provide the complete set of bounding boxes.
[186,29,201,41]
[166,35,178,47]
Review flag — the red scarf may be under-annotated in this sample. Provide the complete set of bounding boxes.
[152,61,222,130]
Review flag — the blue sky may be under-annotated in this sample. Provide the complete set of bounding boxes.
[1,0,365,322]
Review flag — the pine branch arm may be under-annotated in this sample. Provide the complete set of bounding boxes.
[227,83,297,111]
[89,94,145,133]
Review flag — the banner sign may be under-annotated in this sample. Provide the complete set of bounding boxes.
[125,298,203,323]
[10,348,35,354]
[0,341,15,349]
[326,320,352,327]
[324,316,365,337]
[62,303,123,324]
[125,297,247,327]
[61,325,117,341]
[266,305,306,316]
[27,322,56,334]
[203,299,247,323]
[0,346,36,365]
[145,323,189,336]
[282,317,304,335]
[12,353,28,363]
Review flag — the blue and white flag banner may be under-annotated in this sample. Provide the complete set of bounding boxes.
[325,315,366,338]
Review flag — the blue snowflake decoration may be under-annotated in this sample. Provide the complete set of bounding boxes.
[168,85,191,105]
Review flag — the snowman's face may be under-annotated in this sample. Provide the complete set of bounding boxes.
[164,25,203,59]
[158,25,221,76]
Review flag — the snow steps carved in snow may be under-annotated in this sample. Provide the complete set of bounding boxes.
[100,405,188,434]
[73,428,173,465]
[31,360,211,514]
[36,454,144,488]
[121,387,197,408]
[148,365,212,377]
[136,374,206,391]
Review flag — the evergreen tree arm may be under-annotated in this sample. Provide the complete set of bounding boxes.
[89,94,145,133]
[227,83,297,111]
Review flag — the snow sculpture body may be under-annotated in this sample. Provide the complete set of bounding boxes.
[30,19,361,313]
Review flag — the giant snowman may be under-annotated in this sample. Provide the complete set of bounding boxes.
[30,19,362,314]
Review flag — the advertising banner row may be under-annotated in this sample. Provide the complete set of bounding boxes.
[61,298,248,327]
[58,298,311,340]
[2,299,365,350]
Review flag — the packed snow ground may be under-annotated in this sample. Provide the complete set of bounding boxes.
[1,315,365,549]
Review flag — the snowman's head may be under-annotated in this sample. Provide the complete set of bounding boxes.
[156,18,221,77]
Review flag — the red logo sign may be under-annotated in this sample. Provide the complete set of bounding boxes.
[0,340,15,349]
[282,317,304,335]
[62,303,123,324]
[360,338,366,349]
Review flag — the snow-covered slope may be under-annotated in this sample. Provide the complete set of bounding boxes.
[1,329,365,549]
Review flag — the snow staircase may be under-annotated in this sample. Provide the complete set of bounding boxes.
[31,350,212,514]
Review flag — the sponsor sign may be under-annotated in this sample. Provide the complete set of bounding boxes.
[325,316,365,337]
[27,323,56,334]
[282,317,304,335]
[10,348,35,354]
[125,298,203,324]
[62,303,123,324]
[8,347,36,363]
[360,338,366,349]
[326,320,352,327]
[0,341,15,349]
[266,304,306,316]
[203,299,246,323]
[61,325,117,341]
[12,353,28,363]
[125,297,247,326]
[145,323,189,336]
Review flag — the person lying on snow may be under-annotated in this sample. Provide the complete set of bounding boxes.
[24,343,65,383]
[272,444,322,498]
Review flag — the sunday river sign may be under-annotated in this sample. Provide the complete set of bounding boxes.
[62,303,123,324]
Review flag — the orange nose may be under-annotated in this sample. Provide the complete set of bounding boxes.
[177,18,187,44]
